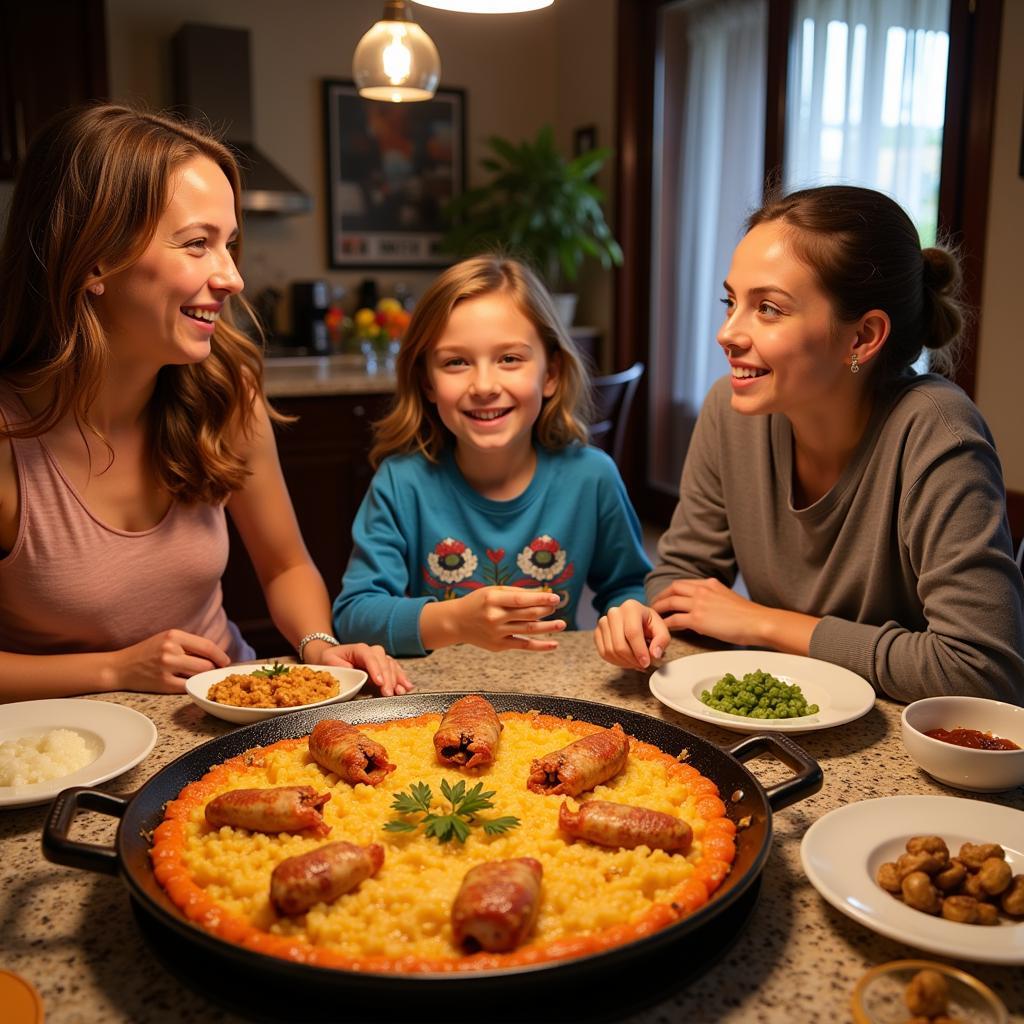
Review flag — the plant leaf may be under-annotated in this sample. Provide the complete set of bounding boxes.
[457,782,497,816]
[481,816,521,835]
[382,820,418,833]
[391,782,432,815]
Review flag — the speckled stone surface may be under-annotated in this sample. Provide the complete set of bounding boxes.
[262,355,396,398]
[2,633,1021,1023]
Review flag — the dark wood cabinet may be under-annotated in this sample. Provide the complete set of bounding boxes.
[0,0,108,179]
[221,391,394,656]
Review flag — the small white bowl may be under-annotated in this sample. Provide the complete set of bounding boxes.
[185,664,367,724]
[901,696,1024,792]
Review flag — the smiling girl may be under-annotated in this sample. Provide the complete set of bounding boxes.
[0,105,409,700]
[332,256,650,656]
[596,186,1024,704]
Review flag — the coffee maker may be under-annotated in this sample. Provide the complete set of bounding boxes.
[290,281,331,354]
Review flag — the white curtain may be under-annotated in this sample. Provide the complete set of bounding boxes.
[784,0,950,243]
[649,0,767,485]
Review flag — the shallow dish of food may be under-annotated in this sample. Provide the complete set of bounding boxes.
[901,696,1024,792]
[186,663,367,724]
[851,959,1007,1024]
[650,650,875,734]
[41,692,821,1010]
[800,795,1024,965]
[0,699,157,809]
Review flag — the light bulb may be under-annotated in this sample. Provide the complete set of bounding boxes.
[381,26,413,83]
[353,1,441,103]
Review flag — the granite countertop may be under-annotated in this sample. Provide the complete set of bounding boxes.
[262,353,396,398]
[1,632,1021,1023]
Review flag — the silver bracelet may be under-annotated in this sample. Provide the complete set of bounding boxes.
[297,632,340,663]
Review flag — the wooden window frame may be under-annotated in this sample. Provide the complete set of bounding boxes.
[615,0,1008,530]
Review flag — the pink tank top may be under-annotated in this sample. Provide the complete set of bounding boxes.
[0,389,254,661]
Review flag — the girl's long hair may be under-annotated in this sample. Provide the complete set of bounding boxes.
[0,103,272,504]
[371,255,592,468]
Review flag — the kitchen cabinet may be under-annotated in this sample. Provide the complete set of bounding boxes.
[0,0,108,179]
[221,391,393,656]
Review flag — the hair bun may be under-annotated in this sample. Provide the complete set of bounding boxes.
[921,246,959,294]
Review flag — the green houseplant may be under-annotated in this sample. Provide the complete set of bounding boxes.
[441,125,623,321]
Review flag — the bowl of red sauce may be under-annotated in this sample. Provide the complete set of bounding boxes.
[902,696,1024,792]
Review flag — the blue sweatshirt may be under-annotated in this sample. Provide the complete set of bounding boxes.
[333,445,650,655]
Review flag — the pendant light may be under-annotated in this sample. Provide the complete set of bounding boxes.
[412,1,554,11]
[353,0,441,103]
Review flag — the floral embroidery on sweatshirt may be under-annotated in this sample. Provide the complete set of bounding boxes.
[425,538,478,587]
[516,535,567,581]
[422,534,574,604]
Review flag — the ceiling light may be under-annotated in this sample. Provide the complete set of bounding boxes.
[411,1,554,12]
[353,0,441,103]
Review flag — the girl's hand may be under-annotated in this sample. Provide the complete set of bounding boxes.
[315,642,413,696]
[650,578,762,646]
[423,587,566,652]
[594,600,670,670]
[110,629,231,693]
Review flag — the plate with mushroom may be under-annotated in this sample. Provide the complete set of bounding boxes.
[800,795,1024,965]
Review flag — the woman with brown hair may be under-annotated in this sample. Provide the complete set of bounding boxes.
[0,104,410,700]
[596,185,1023,704]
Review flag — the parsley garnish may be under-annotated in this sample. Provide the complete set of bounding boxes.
[251,662,290,678]
[383,779,520,844]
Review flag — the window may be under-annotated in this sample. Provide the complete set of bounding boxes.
[645,0,951,493]
[785,0,950,244]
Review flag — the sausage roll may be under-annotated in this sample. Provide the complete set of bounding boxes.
[205,786,330,836]
[433,695,503,770]
[270,841,384,916]
[450,858,543,953]
[309,719,396,786]
[558,799,693,853]
[526,723,629,797]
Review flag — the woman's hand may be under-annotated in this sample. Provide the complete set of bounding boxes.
[594,600,670,670]
[314,642,413,696]
[649,578,819,655]
[649,578,763,646]
[420,587,566,652]
[109,629,230,693]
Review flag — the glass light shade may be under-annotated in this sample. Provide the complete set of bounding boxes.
[412,1,554,11]
[353,11,441,102]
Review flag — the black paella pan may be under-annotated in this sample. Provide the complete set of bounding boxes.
[42,692,822,1020]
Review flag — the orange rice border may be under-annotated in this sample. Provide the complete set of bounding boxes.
[149,711,736,973]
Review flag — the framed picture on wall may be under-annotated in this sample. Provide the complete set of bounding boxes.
[323,80,466,269]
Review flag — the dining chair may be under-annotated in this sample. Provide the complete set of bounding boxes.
[588,362,644,466]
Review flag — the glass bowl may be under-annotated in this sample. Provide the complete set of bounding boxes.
[851,959,1007,1024]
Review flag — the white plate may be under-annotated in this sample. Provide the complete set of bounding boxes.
[649,650,874,733]
[0,699,157,809]
[186,664,367,724]
[801,795,1024,965]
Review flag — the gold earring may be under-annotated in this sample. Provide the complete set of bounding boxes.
[850,351,860,374]
[89,283,104,296]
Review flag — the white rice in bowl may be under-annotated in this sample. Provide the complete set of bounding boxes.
[0,728,101,786]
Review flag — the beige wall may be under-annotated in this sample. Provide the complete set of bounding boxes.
[553,0,617,342]
[975,0,1024,492]
[104,0,625,337]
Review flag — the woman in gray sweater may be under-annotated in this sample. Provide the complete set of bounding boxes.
[596,186,1024,704]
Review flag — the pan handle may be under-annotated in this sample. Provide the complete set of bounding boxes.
[724,733,823,812]
[41,787,131,877]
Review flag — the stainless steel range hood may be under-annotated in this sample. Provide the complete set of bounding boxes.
[172,23,312,215]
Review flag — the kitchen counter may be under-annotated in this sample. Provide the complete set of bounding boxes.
[2,633,1022,1023]
[262,353,396,398]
